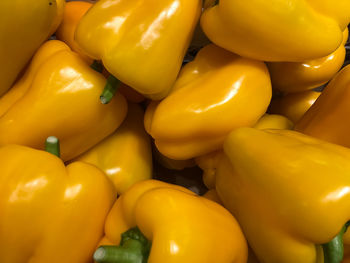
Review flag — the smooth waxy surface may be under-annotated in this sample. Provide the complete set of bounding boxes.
[56,1,92,62]
[0,40,128,161]
[201,0,350,62]
[0,144,115,263]
[217,128,350,263]
[267,29,348,92]
[195,113,293,190]
[296,65,350,147]
[0,0,65,96]
[76,103,152,194]
[76,0,201,99]
[253,114,294,130]
[145,44,272,160]
[99,180,247,263]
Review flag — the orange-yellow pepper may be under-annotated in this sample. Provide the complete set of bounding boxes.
[56,1,92,62]
[0,0,65,96]
[144,44,272,160]
[0,40,127,161]
[95,179,247,263]
[0,140,115,263]
[75,0,202,99]
[216,127,350,263]
[75,103,152,195]
[269,90,321,124]
[252,113,294,130]
[201,0,350,62]
[267,29,348,93]
[295,65,350,147]
[195,113,293,189]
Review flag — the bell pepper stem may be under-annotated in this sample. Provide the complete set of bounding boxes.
[45,136,60,157]
[322,221,350,263]
[94,227,151,263]
[90,60,104,73]
[94,241,144,263]
[100,75,120,104]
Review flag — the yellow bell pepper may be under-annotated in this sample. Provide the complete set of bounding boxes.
[200,0,350,62]
[75,103,152,195]
[216,127,350,263]
[144,44,272,160]
[267,29,348,93]
[295,65,350,148]
[252,113,294,130]
[56,1,92,62]
[75,0,201,99]
[269,91,321,124]
[195,113,293,189]
[0,40,128,161]
[95,179,247,263]
[0,0,65,97]
[0,137,115,263]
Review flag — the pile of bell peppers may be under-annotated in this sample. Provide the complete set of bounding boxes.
[1,0,350,262]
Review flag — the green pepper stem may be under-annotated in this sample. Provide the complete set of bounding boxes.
[94,241,144,263]
[90,60,104,73]
[94,227,151,263]
[100,75,120,104]
[45,136,60,157]
[323,221,350,263]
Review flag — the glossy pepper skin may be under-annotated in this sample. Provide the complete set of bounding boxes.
[295,65,350,147]
[267,29,348,93]
[201,0,350,62]
[0,40,128,161]
[0,0,65,96]
[216,127,350,263]
[269,91,321,124]
[75,0,201,100]
[56,1,92,62]
[144,44,272,160]
[252,114,294,130]
[195,114,293,190]
[0,144,115,263]
[75,103,152,195]
[97,179,247,263]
